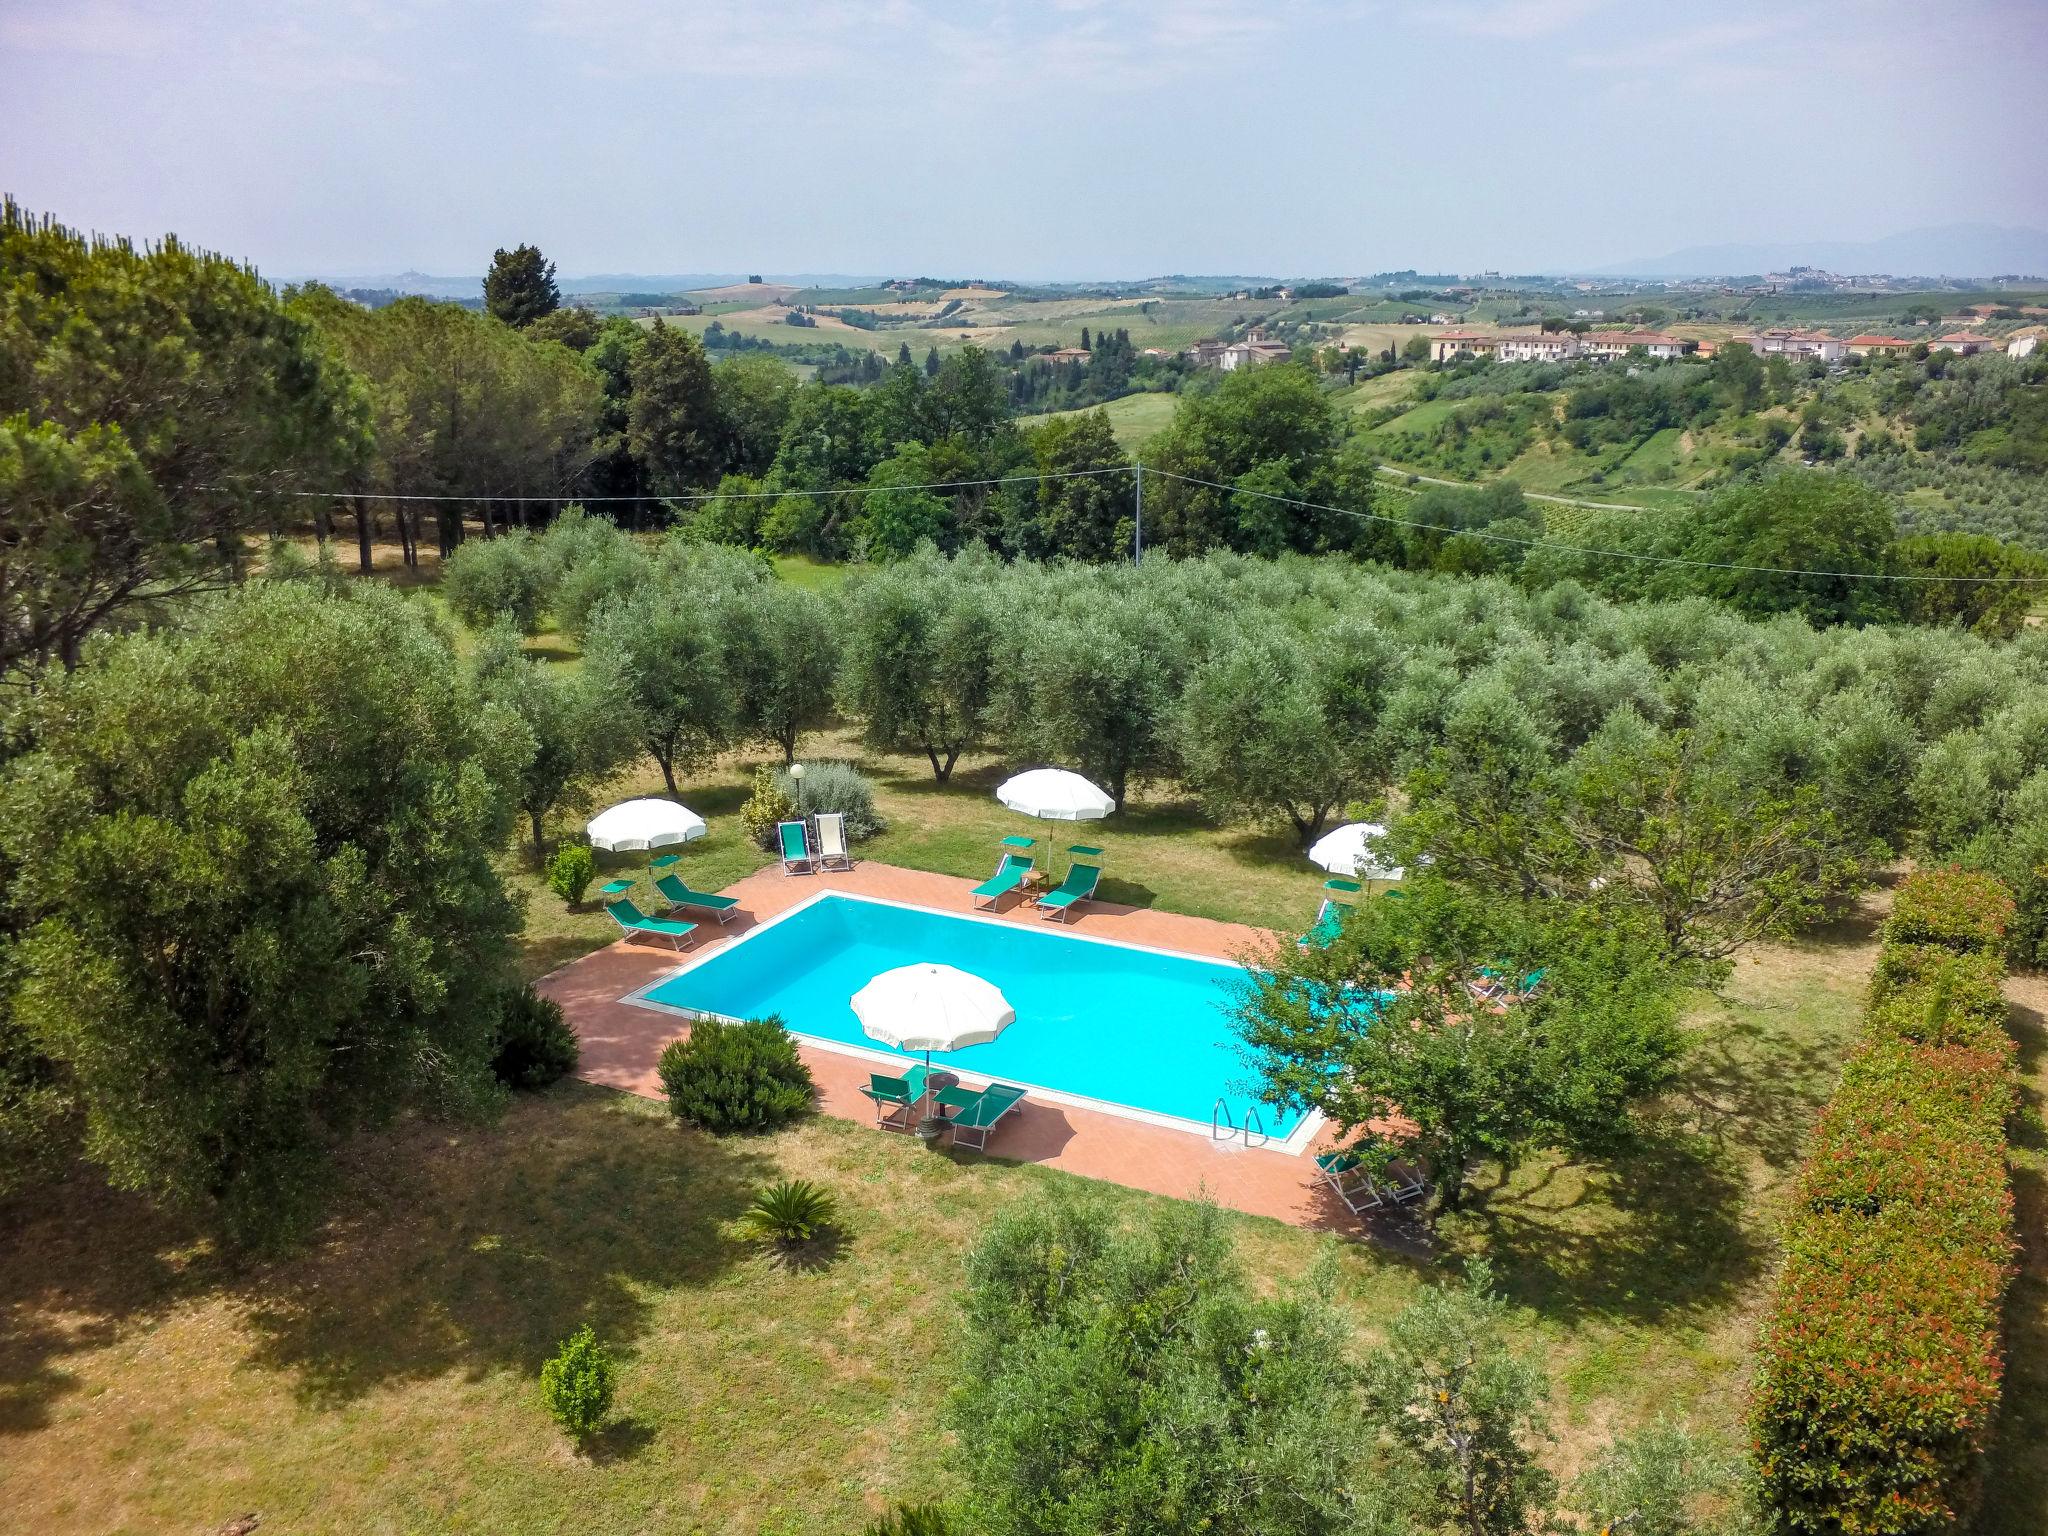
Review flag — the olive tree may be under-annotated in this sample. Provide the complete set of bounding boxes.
[580,592,733,797]
[476,626,635,859]
[1180,616,1399,845]
[951,1195,1366,1536]
[0,583,526,1245]
[841,560,997,783]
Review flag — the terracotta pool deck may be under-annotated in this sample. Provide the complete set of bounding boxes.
[537,858,1426,1245]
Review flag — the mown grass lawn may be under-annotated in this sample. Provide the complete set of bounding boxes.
[5,557,2040,1534]
[0,909,1884,1535]
[1,703,1897,1533]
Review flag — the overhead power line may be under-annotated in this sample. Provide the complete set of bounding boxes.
[202,461,2048,587]
[195,465,1131,505]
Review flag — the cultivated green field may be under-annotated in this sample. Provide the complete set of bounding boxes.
[1016,389,1180,449]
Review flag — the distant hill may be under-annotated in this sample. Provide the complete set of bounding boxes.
[287,271,891,299]
[1597,224,2048,281]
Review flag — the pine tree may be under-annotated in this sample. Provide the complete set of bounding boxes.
[1081,326,1092,350]
[924,346,941,378]
[483,244,560,327]
[898,342,913,367]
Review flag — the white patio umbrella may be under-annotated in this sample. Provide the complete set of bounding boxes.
[585,797,708,853]
[851,962,1016,1066]
[996,768,1115,821]
[1308,821,1402,881]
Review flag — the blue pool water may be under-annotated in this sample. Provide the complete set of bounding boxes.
[639,894,1305,1137]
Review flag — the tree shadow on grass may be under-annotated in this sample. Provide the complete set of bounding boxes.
[1675,1007,1847,1175]
[1096,876,1159,911]
[0,1176,219,1434]
[585,1412,660,1465]
[520,932,616,983]
[756,1225,849,1276]
[235,1084,771,1407]
[1976,989,2047,1534]
[1446,1114,1763,1327]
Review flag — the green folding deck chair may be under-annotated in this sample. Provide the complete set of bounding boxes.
[1035,849,1103,922]
[860,1072,919,1130]
[653,872,741,925]
[1315,1149,1386,1215]
[604,898,699,952]
[935,1082,1028,1151]
[1300,878,1361,949]
[972,850,1035,909]
[777,820,814,875]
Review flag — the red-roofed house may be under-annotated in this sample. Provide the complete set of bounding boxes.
[1930,332,1997,355]
[1737,329,1847,362]
[1430,330,1499,362]
[1582,331,1687,360]
[1845,334,1915,357]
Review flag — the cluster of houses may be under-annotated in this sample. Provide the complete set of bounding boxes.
[1429,330,1688,364]
[1432,325,2040,366]
[1185,333,1294,371]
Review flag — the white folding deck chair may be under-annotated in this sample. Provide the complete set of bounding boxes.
[814,811,853,871]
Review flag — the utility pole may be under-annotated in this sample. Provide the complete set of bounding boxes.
[1133,461,1143,564]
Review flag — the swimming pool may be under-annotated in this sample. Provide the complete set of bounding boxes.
[633,892,1309,1142]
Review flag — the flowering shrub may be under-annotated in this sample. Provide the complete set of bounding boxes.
[1880,866,2015,954]
[740,764,799,851]
[1751,869,2018,1534]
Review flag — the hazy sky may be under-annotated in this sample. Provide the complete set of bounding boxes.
[4,0,2044,280]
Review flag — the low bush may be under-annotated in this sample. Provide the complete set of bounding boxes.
[741,1178,839,1247]
[539,1324,616,1444]
[491,986,580,1090]
[1750,867,2018,1534]
[546,843,597,907]
[1880,865,2015,953]
[777,760,884,842]
[740,764,799,851]
[657,1015,813,1132]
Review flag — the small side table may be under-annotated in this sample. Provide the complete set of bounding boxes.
[915,1070,962,1142]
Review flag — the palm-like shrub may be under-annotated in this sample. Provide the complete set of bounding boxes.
[742,1178,839,1246]
[656,1015,814,1132]
[539,1325,616,1444]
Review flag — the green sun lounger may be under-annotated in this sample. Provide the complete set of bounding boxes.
[862,1064,940,1130]
[861,1071,918,1130]
[604,898,698,952]
[1317,1142,1426,1215]
[1302,900,1345,949]
[1315,1149,1386,1215]
[1300,878,1362,949]
[972,851,1035,909]
[935,1082,1027,1150]
[653,873,740,924]
[1035,857,1102,922]
[777,820,814,875]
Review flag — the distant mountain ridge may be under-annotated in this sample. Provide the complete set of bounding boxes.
[1598,223,2048,280]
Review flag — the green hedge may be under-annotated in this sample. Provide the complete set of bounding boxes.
[1879,866,2015,954]
[1751,869,2018,1534]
